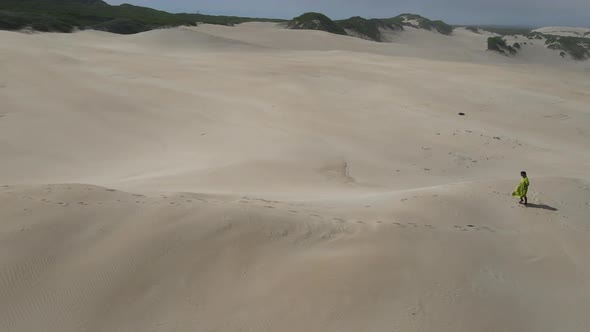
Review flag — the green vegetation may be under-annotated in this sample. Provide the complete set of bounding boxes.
[92,18,150,34]
[542,34,590,60]
[522,31,590,60]
[465,26,480,34]
[337,16,382,41]
[286,12,346,35]
[0,0,284,34]
[485,30,590,61]
[176,13,283,26]
[0,10,74,32]
[425,20,454,35]
[336,16,402,41]
[386,13,454,35]
[487,36,517,55]
[287,12,453,41]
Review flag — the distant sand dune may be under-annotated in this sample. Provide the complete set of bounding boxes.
[534,26,590,37]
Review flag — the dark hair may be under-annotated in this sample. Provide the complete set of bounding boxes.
[521,171,527,176]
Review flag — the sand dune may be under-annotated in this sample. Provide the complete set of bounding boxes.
[1,23,589,331]
[534,26,590,37]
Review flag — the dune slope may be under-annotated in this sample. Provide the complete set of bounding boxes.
[1,24,589,332]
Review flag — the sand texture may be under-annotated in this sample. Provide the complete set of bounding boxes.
[1,23,590,332]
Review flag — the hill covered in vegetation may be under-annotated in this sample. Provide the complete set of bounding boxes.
[535,33,590,60]
[486,31,590,61]
[0,0,284,34]
[387,13,454,35]
[336,16,403,41]
[286,12,347,36]
[286,12,453,42]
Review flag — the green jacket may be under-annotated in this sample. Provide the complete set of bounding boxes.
[512,177,529,197]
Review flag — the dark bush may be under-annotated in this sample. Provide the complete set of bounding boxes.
[488,36,506,51]
[0,10,27,30]
[92,18,149,34]
[337,16,386,41]
[488,36,517,55]
[425,20,454,35]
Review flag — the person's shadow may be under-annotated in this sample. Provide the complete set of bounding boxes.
[525,203,558,211]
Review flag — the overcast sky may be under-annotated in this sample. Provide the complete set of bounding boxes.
[106,0,590,27]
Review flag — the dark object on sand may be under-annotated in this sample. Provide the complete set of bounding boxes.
[458,112,466,116]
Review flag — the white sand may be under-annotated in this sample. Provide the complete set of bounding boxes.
[534,26,590,37]
[1,23,590,332]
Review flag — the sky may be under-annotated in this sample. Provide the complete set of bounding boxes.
[106,0,590,28]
